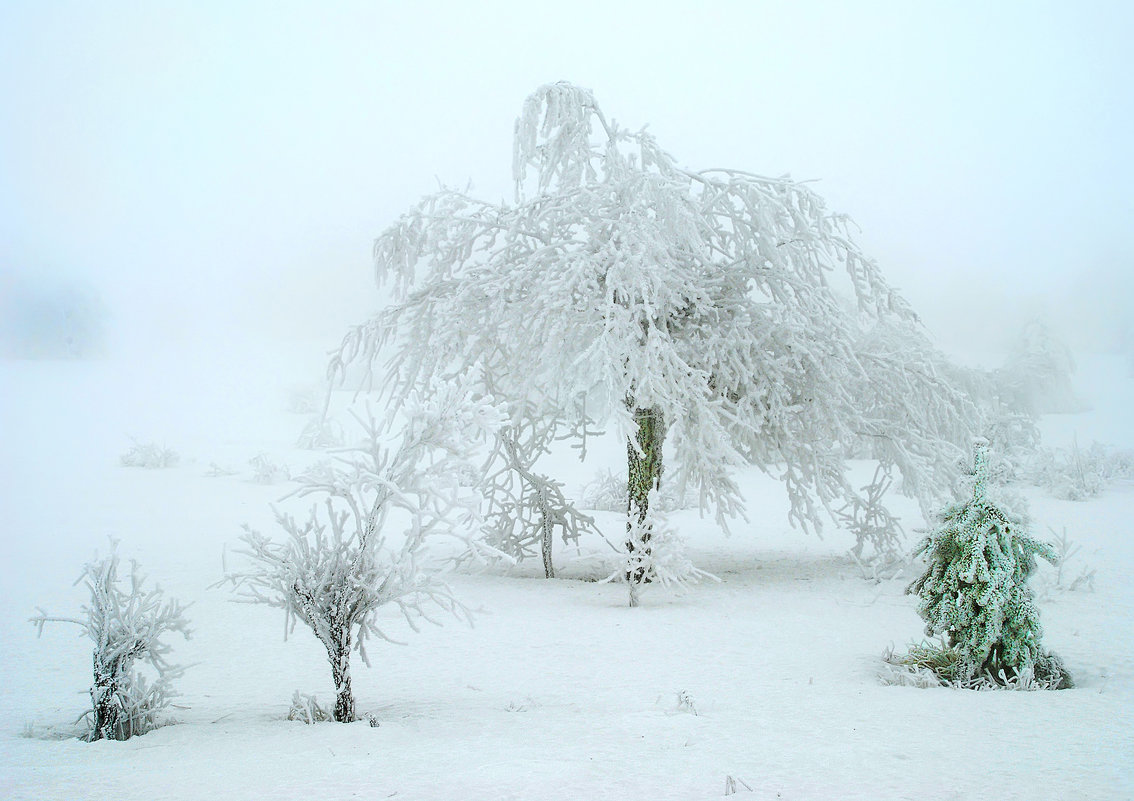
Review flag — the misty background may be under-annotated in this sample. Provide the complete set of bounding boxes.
[1,1,1131,372]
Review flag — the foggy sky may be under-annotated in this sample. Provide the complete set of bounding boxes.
[1,0,1131,360]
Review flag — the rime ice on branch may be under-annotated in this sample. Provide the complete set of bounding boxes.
[332,82,980,594]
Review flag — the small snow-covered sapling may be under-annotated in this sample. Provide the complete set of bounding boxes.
[221,372,502,722]
[904,439,1071,688]
[31,543,191,740]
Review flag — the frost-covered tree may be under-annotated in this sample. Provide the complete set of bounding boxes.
[475,416,602,578]
[997,318,1082,415]
[904,439,1071,688]
[30,543,191,741]
[332,83,978,593]
[221,372,503,722]
[0,269,108,359]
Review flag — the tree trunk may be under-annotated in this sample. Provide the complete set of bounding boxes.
[90,657,121,741]
[539,491,555,579]
[626,406,665,604]
[328,630,355,723]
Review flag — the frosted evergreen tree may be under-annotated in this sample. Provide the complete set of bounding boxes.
[904,439,1072,688]
[332,83,979,599]
[30,543,191,740]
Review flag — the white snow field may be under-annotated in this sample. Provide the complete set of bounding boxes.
[1,345,1131,801]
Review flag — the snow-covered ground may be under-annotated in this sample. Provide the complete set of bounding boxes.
[1,346,1131,800]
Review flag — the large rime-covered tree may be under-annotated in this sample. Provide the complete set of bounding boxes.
[333,83,977,592]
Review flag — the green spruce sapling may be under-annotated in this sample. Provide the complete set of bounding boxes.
[903,439,1072,688]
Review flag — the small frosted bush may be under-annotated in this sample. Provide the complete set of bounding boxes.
[286,691,333,724]
[221,372,503,722]
[580,469,697,513]
[614,488,716,607]
[30,543,191,740]
[249,453,291,484]
[1027,440,1134,501]
[295,416,345,450]
[120,440,180,469]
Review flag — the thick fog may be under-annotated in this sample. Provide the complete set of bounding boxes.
[1,1,1131,370]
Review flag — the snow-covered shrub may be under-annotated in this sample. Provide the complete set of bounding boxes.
[882,641,1069,691]
[295,416,345,450]
[248,453,291,484]
[724,776,754,795]
[837,464,907,560]
[578,470,627,513]
[673,690,699,716]
[120,440,180,469]
[220,373,503,722]
[848,548,913,584]
[973,406,1040,478]
[1034,526,1097,596]
[286,691,333,724]
[902,440,1071,689]
[878,643,948,689]
[1026,440,1134,500]
[30,543,191,740]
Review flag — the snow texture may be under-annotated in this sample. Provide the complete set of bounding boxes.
[2,351,1131,799]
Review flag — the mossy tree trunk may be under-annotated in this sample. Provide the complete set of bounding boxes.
[626,406,665,602]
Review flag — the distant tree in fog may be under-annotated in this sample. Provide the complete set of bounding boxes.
[997,318,1082,414]
[0,269,107,359]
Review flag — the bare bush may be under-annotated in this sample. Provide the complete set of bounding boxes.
[120,440,180,469]
[1026,439,1134,501]
[248,453,291,484]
